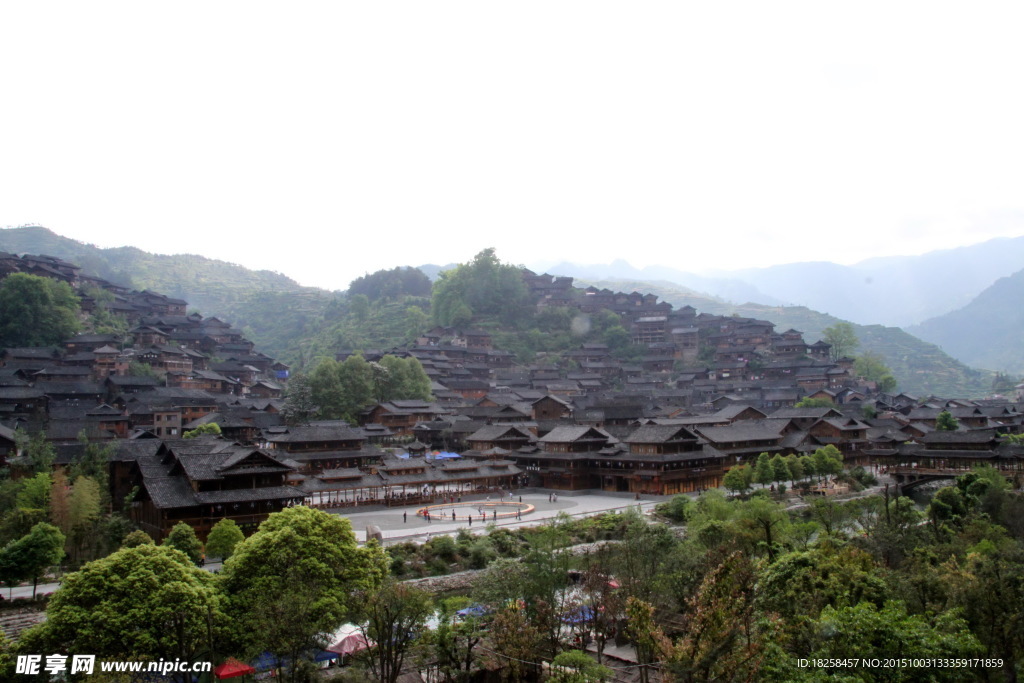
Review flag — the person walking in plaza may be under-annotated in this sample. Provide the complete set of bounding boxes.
[403,511,407,523]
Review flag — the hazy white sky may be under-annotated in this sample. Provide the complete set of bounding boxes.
[3,2,1024,291]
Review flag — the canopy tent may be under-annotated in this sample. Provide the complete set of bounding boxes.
[214,658,256,680]
[327,624,373,656]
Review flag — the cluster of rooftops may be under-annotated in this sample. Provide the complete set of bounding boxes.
[2,256,1023,541]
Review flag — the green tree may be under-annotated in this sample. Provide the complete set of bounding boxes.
[723,464,753,496]
[0,273,81,347]
[16,471,52,512]
[433,596,485,682]
[431,248,529,326]
[49,469,71,537]
[120,530,155,548]
[485,606,543,682]
[666,551,783,682]
[936,410,959,431]
[822,321,858,361]
[281,373,318,426]
[219,507,388,681]
[854,351,898,393]
[358,579,433,683]
[811,445,843,483]
[770,454,789,487]
[754,452,774,489]
[205,518,244,560]
[183,422,222,439]
[809,601,981,681]
[348,266,432,302]
[404,305,430,342]
[14,431,55,475]
[785,454,803,486]
[794,397,835,408]
[162,521,203,565]
[0,522,65,597]
[549,649,612,682]
[67,475,102,565]
[807,496,857,538]
[350,293,371,322]
[758,545,889,653]
[18,543,224,681]
[737,496,790,562]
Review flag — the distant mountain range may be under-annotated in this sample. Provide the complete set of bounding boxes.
[537,235,1024,328]
[909,268,1024,375]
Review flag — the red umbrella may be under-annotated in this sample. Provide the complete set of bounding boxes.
[214,658,256,680]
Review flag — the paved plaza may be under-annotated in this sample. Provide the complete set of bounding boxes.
[330,491,665,545]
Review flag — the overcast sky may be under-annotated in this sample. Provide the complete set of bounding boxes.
[3,3,1024,291]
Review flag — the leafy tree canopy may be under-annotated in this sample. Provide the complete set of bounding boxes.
[936,409,959,431]
[183,422,222,439]
[0,273,81,347]
[219,507,388,665]
[162,521,203,565]
[854,351,898,393]
[431,248,530,326]
[205,518,244,560]
[19,543,224,669]
[822,321,858,361]
[348,266,432,302]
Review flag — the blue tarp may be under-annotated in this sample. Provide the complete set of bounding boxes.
[560,606,595,624]
[251,652,280,671]
[428,452,461,460]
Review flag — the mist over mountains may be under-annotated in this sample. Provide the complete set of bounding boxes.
[535,235,1024,328]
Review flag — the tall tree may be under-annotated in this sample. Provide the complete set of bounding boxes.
[722,464,753,496]
[219,507,388,682]
[936,410,959,431]
[0,273,81,347]
[48,469,71,536]
[281,373,318,426]
[162,521,203,565]
[431,248,529,326]
[854,351,898,393]
[18,544,224,683]
[0,522,65,597]
[754,452,775,489]
[67,476,102,565]
[205,518,244,560]
[358,579,433,683]
[822,322,859,361]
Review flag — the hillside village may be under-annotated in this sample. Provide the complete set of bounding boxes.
[1,252,1023,544]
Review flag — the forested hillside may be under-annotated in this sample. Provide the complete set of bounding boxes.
[0,226,336,365]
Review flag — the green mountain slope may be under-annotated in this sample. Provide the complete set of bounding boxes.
[580,278,995,398]
[0,226,336,364]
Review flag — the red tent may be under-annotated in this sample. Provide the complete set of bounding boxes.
[214,658,256,680]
